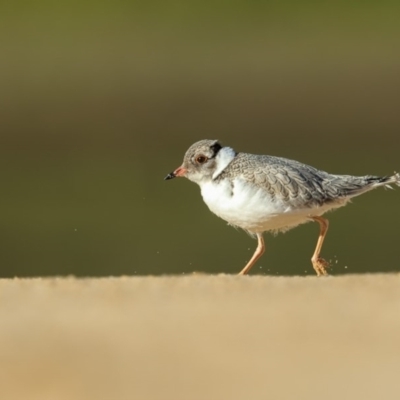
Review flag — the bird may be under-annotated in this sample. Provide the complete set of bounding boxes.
[165,139,399,276]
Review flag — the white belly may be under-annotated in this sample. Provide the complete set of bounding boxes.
[200,178,345,233]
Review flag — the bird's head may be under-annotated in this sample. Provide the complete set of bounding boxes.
[165,139,236,184]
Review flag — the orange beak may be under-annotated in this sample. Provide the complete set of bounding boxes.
[164,166,187,180]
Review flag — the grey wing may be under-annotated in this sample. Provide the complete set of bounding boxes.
[241,154,390,205]
[238,154,332,207]
[256,157,329,207]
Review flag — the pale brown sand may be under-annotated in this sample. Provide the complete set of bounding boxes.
[1,274,400,400]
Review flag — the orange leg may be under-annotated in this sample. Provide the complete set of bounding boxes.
[238,233,265,275]
[310,216,330,276]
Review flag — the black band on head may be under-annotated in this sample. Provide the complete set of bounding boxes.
[210,142,222,158]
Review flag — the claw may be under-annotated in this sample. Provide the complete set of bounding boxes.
[312,257,329,276]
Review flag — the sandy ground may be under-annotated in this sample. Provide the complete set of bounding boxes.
[1,274,400,400]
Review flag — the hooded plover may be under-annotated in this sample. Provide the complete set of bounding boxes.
[165,140,399,275]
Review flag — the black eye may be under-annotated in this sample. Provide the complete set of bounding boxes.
[195,155,208,164]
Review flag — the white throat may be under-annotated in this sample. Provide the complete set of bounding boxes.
[212,147,236,180]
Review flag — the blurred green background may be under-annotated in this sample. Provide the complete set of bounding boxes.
[1,1,399,277]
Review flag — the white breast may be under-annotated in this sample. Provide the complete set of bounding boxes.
[200,178,344,233]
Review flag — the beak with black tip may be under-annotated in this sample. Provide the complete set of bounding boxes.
[164,166,187,181]
[164,172,176,180]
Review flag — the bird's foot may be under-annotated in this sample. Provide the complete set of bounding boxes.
[312,257,330,276]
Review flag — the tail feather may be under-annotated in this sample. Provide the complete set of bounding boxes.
[326,172,400,199]
[381,172,400,189]
[363,172,400,192]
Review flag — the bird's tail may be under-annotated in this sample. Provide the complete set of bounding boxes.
[382,172,400,189]
[327,172,400,199]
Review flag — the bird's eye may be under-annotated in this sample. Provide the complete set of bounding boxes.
[195,155,208,164]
